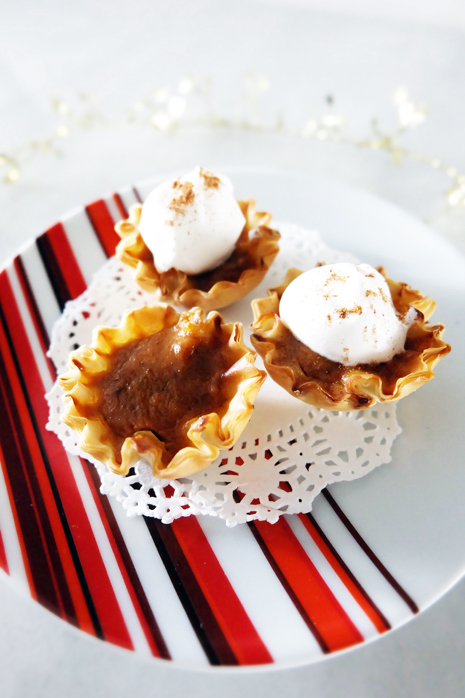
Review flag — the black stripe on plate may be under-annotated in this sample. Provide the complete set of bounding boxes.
[247,520,330,654]
[322,489,419,614]
[144,517,238,666]
[36,233,71,311]
[305,512,391,631]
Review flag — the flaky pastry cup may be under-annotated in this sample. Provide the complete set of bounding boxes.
[115,199,281,311]
[59,305,266,479]
[250,267,451,411]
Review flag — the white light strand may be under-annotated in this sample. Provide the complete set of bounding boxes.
[1,78,464,213]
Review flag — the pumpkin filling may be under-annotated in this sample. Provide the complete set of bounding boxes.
[185,230,256,291]
[257,321,436,407]
[83,318,240,464]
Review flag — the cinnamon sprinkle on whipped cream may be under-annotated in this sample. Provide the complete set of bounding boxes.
[280,262,419,365]
[199,167,221,189]
[169,180,195,216]
[138,166,246,275]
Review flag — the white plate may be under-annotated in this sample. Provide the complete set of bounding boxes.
[0,169,463,671]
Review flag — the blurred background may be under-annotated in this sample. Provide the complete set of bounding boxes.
[1,1,464,696]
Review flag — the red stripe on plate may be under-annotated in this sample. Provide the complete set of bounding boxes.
[44,224,87,300]
[171,517,273,666]
[113,193,129,219]
[85,200,120,258]
[145,518,236,665]
[299,513,390,633]
[252,518,364,652]
[0,528,9,573]
[0,271,133,649]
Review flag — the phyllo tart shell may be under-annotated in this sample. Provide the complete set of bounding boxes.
[250,267,451,411]
[115,199,280,311]
[59,305,266,479]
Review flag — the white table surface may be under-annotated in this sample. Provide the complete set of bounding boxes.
[1,1,464,696]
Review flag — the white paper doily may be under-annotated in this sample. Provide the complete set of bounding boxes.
[46,222,401,526]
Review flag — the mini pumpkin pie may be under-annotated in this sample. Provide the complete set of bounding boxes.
[115,167,280,311]
[250,263,450,411]
[58,304,266,479]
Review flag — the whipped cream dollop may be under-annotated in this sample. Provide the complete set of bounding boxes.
[279,262,418,366]
[138,166,246,275]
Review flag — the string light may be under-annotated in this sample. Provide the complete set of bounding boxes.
[1,76,463,213]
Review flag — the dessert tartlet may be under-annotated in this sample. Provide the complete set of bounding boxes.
[58,304,266,479]
[115,167,280,311]
[250,264,450,411]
